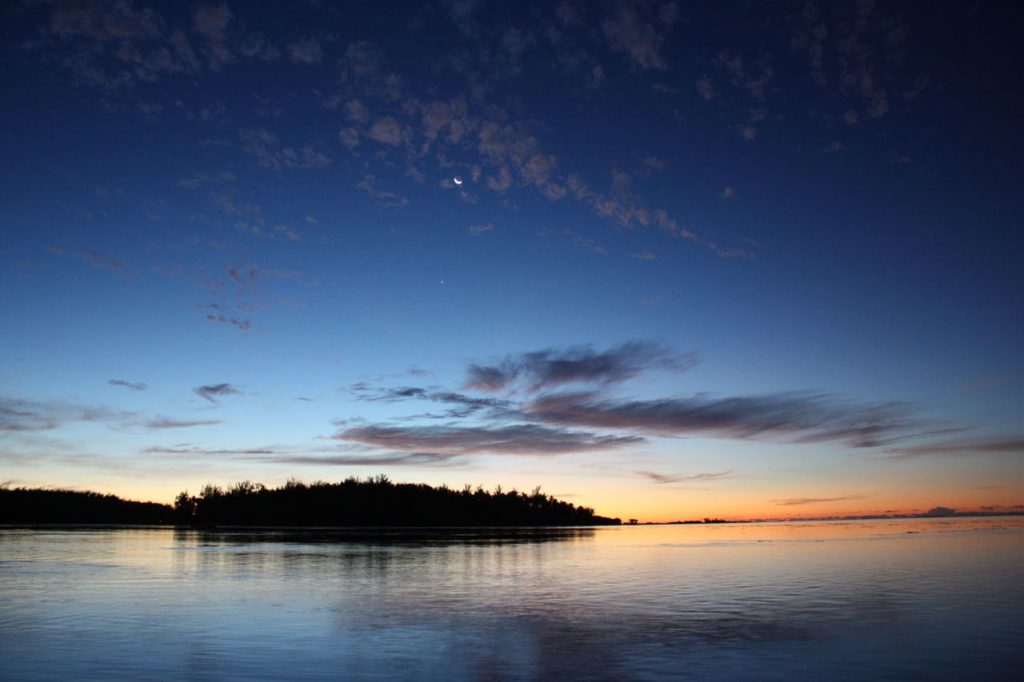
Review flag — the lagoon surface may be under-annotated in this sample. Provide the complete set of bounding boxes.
[1,518,1022,680]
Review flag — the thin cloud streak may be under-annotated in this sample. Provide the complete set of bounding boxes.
[773,495,866,506]
[884,437,1024,459]
[143,418,223,429]
[143,446,277,456]
[1,397,135,432]
[527,391,921,448]
[269,452,458,466]
[205,314,252,331]
[109,379,148,391]
[637,470,733,484]
[351,386,516,419]
[142,444,460,467]
[337,423,643,455]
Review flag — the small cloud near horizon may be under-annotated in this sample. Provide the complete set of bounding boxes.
[772,495,866,506]
[637,470,733,484]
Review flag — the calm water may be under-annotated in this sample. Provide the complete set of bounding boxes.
[1,518,1021,681]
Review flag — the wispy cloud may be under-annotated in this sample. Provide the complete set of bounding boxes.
[465,341,696,392]
[46,247,139,278]
[527,391,920,448]
[1,397,134,432]
[143,418,222,429]
[83,250,134,278]
[288,36,322,64]
[351,386,515,420]
[143,445,275,455]
[178,170,236,189]
[601,1,679,71]
[0,400,57,432]
[239,128,331,170]
[337,423,643,455]
[204,314,252,331]
[210,192,262,218]
[695,76,715,100]
[333,342,982,463]
[884,437,1024,459]
[269,452,458,467]
[353,386,428,402]
[193,3,234,67]
[29,0,288,93]
[355,174,409,207]
[366,117,403,146]
[789,1,920,123]
[109,379,148,391]
[636,470,733,484]
[541,227,606,255]
[467,222,494,236]
[429,391,515,415]
[193,383,242,403]
[773,495,866,506]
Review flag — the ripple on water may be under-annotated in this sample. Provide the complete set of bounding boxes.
[1,519,1022,680]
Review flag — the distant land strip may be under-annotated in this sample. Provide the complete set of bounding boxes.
[0,477,621,527]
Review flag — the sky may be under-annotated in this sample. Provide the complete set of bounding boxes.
[1,0,1021,521]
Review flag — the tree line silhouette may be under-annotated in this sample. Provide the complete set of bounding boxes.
[0,486,174,524]
[175,476,621,526]
[0,477,621,526]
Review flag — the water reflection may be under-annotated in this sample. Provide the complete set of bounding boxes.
[1,519,1022,680]
[172,525,597,547]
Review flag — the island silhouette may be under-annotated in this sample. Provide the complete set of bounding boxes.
[1,486,175,524]
[0,476,621,527]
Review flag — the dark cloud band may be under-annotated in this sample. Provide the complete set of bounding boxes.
[527,391,918,448]
[337,423,643,455]
[466,341,695,392]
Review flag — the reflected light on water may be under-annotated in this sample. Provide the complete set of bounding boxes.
[1,517,1022,680]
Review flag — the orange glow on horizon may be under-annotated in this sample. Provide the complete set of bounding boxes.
[15,473,1021,525]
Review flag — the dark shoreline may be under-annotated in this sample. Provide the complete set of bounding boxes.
[0,479,622,527]
[3,512,1021,533]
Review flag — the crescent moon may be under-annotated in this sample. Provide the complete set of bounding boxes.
[453,177,463,185]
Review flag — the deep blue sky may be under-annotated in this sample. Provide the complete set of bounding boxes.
[1,0,1021,519]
